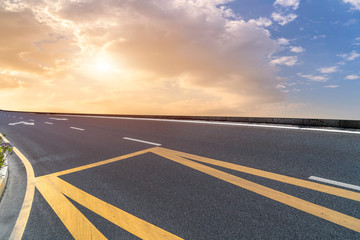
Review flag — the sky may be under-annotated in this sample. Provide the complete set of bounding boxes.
[0,0,360,119]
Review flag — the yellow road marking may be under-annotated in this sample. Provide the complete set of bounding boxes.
[35,175,183,240]
[45,147,154,177]
[156,147,360,202]
[1,133,36,240]
[1,133,10,143]
[6,141,360,238]
[152,147,360,233]
[9,147,35,240]
[36,177,107,239]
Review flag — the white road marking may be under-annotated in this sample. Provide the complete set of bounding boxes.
[123,137,162,146]
[45,122,53,125]
[29,119,34,121]
[309,176,360,191]
[49,117,68,120]
[70,127,85,131]
[8,121,34,126]
[58,115,360,135]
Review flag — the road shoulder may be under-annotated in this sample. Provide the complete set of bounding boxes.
[0,159,8,200]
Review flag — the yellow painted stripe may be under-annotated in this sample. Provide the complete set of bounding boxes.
[46,148,154,177]
[152,148,360,233]
[156,148,360,202]
[38,176,183,240]
[36,176,107,240]
[9,147,36,240]
[1,133,10,143]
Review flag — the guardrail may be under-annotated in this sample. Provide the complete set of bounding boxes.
[1,110,360,129]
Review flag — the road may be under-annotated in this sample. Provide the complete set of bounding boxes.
[0,111,359,239]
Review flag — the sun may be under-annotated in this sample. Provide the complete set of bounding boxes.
[93,55,116,73]
[96,61,112,72]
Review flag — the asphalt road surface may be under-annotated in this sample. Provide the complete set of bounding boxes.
[0,111,359,239]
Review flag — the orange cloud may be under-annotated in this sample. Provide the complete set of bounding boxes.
[0,0,286,116]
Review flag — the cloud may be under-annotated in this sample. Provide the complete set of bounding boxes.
[0,0,285,115]
[273,0,300,10]
[324,85,339,88]
[338,50,360,61]
[277,38,290,45]
[271,56,297,66]
[312,34,326,40]
[298,73,328,82]
[248,17,272,27]
[0,72,23,89]
[344,18,358,26]
[343,0,360,10]
[290,46,305,53]
[0,10,74,75]
[317,66,339,74]
[345,74,359,80]
[354,37,360,45]
[271,12,297,25]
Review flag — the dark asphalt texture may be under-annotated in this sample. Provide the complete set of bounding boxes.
[0,111,359,239]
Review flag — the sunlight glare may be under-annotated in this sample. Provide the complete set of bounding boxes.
[93,55,117,73]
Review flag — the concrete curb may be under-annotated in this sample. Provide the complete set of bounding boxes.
[1,109,360,129]
[0,159,9,201]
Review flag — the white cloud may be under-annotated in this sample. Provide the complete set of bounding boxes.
[343,0,360,10]
[313,34,326,40]
[354,37,360,45]
[298,73,328,82]
[277,38,290,45]
[338,50,360,61]
[290,46,305,53]
[249,17,272,27]
[273,0,300,10]
[345,74,359,80]
[271,12,297,25]
[344,18,357,26]
[271,56,297,66]
[317,66,339,74]
[324,85,339,88]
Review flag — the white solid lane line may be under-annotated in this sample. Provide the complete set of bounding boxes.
[49,117,68,120]
[123,137,162,146]
[309,176,360,191]
[45,122,53,125]
[70,127,85,131]
[58,115,360,135]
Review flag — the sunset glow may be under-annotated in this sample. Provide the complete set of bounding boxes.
[0,0,360,119]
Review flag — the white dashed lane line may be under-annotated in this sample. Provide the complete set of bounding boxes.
[309,176,360,191]
[123,137,162,146]
[45,122,53,125]
[70,127,85,131]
